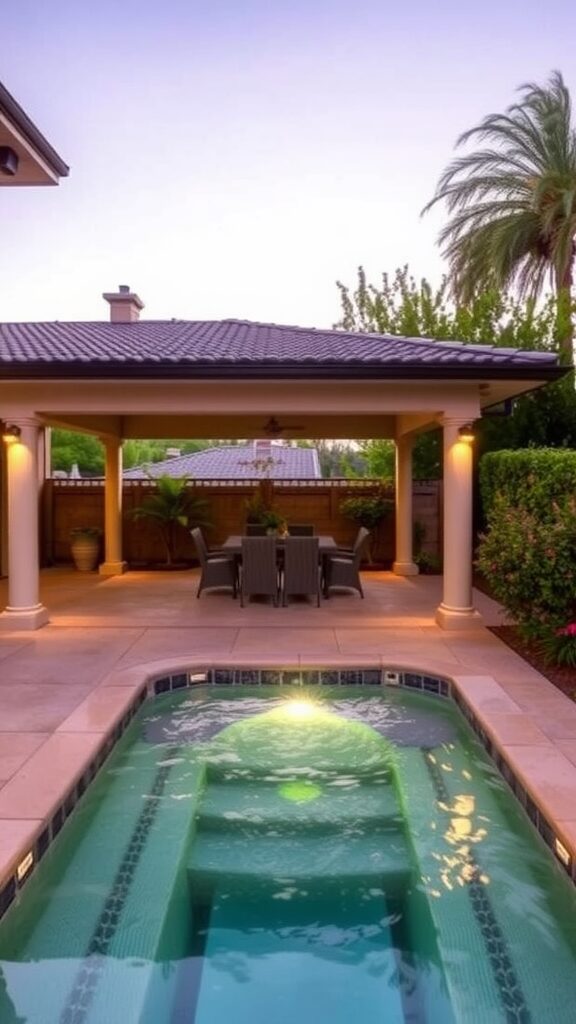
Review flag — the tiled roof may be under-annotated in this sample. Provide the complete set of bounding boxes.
[0,318,563,379]
[124,444,321,480]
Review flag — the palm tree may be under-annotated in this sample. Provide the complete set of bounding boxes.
[128,475,210,566]
[422,71,576,363]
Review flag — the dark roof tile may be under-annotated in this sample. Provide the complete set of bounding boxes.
[123,444,321,480]
[0,317,562,375]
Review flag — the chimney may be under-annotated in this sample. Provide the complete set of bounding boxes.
[102,284,144,323]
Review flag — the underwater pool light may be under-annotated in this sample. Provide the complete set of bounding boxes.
[278,780,323,803]
[283,699,318,719]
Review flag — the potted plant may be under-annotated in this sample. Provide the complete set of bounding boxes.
[339,493,393,563]
[261,508,287,535]
[70,527,102,572]
[127,475,211,567]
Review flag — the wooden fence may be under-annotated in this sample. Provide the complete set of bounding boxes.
[43,478,442,567]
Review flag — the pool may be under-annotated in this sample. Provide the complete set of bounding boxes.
[1,684,576,1023]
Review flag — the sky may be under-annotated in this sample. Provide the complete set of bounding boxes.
[2,0,576,328]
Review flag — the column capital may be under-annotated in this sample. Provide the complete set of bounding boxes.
[2,415,42,431]
[440,415,476,429]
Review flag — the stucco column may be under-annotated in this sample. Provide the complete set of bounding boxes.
[99,437,127,575]
[392,435,418,575]
[435,417,482,629]
[0,418,49,630]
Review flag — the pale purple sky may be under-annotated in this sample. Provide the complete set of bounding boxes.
[2,0,575,327]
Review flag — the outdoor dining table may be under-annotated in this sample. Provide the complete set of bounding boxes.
[221,535,338,556]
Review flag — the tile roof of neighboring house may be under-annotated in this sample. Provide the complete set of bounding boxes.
[0,318,564,381]
[123,445,322,480]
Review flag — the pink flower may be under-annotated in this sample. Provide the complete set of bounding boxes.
[557,623,576,637]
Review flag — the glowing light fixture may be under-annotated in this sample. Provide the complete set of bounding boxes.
[555,838,571,868]
[283,699,317,719]
[278,780,322,803]
[458,423,475,442]
[2,424,21,441]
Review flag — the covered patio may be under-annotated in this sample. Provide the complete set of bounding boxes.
[0,285,565,631]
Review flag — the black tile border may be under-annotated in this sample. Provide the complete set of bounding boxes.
[0,686,147,924]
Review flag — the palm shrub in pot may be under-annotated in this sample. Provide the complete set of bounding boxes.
[127,475,211,566]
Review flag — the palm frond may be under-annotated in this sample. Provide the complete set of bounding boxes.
[423,68,576,346]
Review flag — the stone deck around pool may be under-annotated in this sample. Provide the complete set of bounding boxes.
[1,567,576,897]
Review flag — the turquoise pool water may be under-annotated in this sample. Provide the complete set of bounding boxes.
[1,685,576,1023]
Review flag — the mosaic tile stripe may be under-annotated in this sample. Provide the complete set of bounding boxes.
[59,744,180,1024]
[0,689,147,925]
[152,666,451,692]
[422,750,531,1024]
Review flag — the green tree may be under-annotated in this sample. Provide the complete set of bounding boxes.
[335,265,576,460]
[422,70,576,362]
[51,430,105,475]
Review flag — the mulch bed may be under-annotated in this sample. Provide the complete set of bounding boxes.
[490,626,576,701]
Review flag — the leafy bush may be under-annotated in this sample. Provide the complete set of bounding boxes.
[476,491,576,639]
[480,449,576,518]
[339,495,393,529]
[539,623,576,668]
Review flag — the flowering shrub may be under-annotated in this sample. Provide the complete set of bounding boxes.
[475,494,576,639]
[539,623,576,668]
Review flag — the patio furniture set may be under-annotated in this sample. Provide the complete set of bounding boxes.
[191,527,370,606]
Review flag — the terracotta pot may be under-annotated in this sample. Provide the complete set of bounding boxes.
[70,536,100,571]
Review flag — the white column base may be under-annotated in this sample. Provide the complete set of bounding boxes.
[0,604,49,630]
[435,603,483,630]
[392,561,419,576]
[99,560,128,576]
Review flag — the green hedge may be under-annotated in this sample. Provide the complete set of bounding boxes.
[477,449,576,638]
[480,448,576,517]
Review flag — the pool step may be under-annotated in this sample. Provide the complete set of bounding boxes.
[196,778,401,832]
[205,760,392,785]
[190,881,406,1024]
[188,825,411,895]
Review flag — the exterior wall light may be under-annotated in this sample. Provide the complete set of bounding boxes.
[2,424,21,440]
[458,423,475,442]
[0,146,19,177]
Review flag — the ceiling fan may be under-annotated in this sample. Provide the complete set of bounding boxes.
[261,416,305,437]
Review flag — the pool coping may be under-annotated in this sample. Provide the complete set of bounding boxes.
[1,654,576,920]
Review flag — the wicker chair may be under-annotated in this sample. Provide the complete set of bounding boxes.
[191,527,238,598]
[282,536,321,606]
[323,526,370,599]
[287,524,314,536]
[240,535,280,606]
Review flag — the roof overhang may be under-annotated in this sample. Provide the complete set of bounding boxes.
[0,82,69,186]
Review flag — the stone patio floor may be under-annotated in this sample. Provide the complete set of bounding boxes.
[1,566,576,891]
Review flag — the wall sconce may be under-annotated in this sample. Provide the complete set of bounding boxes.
[0,146,19,177]
[458,423,475,442]
[2,424,21,441]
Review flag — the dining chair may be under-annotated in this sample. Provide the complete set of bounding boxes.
[323,526,370,599]
[191,527,238,598]
[287,524,314,536]
[240,535,280,606]
[282,536,321,606]
[245,524,268,536]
